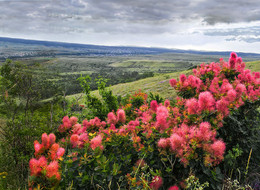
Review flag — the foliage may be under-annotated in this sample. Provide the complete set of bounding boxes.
[0,59,66,188]
[78,75,118,120]
[147,92,165,105]
[25,53,260,189]
[222,178,253,190]
[184,174,209,190]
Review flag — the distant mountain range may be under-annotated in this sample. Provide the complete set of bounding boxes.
[1,36,260,59]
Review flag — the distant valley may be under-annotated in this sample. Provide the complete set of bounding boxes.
[1,37,260,97]
[1,37,260,60]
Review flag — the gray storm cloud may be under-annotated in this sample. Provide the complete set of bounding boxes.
[0,0,259,35]
[0,0,260,53]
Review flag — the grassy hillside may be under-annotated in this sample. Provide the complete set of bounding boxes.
[246,60,260,71]
[68,60,260,102]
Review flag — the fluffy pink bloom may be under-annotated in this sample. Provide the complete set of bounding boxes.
[101,121,107,127]
[127,119,140,131]
[169,134,185,151]
[180,74,186,83]
[185,98,199,115]
[236,57,242,64]
[241,62,246,69]
[49,133,56,145]
[254,72,260,79]
[246,73,253,82]
[230,52,237,59]
[29,158,41,176]
[211,140,226,158]
[198,91,215,111]
[82,119,89,127]
[41,133,49,149]
[70,116,78,125]
[229,52,237,69]
[117,109,126,123]
[209,77,220,94]
[229,58,236,69]
[149,176,163,190]
[150,100,158,112]
[187,75,201,88]
[94,117,102,127]
[90,135,103,150]
[79,133,89,142]
[78,133,89,148]
[168,186,179,190]
[164,99,170,107]
[70,134,79,148]
[56,148,65,158]
[29,156,47,176]
[107,112,117,125]
[158,138,168,149]
[62,116,72,129]
[109,124,116,130]
[221,80,233,93]
[169,78,177,87]
[227,89,237,102]
[49,144,60,160]
[196,122,212,141]
[34,140,43,154]
[248,87,258,101]
[193,69,198,75]
[38,156,47,169]
[58,124,66,133]
[72,123,82,134]
[156,106,169,132]
[141,112,152,123]
[50,143,59,152]
[156,106,169,118]
[236,83,247,96]
[216,99,229,116]
[88,117,101,127]
[77,126,87,135]
[46,161,60,180]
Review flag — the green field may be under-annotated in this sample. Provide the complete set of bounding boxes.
[8,53,209,96]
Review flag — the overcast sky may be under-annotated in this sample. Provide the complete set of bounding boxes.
[1,0,260,53]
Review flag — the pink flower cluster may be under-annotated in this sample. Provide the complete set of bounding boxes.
[171,74,204,96]
[159,52,259,166]
[171,52,259,119]
[107,109,126,125]
[29,133,65,187]
[158,122,224,166]
[149,176,180,190]
[155,106,169,132]
[149,176,163,190]
[67,110,126,150]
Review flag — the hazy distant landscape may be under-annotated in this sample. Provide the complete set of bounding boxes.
[2,37,260,60]
[1,37,260,97]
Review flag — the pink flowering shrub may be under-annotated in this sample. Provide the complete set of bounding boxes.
[29,133,64,189]
[28,52,260,189]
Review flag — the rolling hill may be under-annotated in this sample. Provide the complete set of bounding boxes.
[68,60,260,102]
[1,36,260,60]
